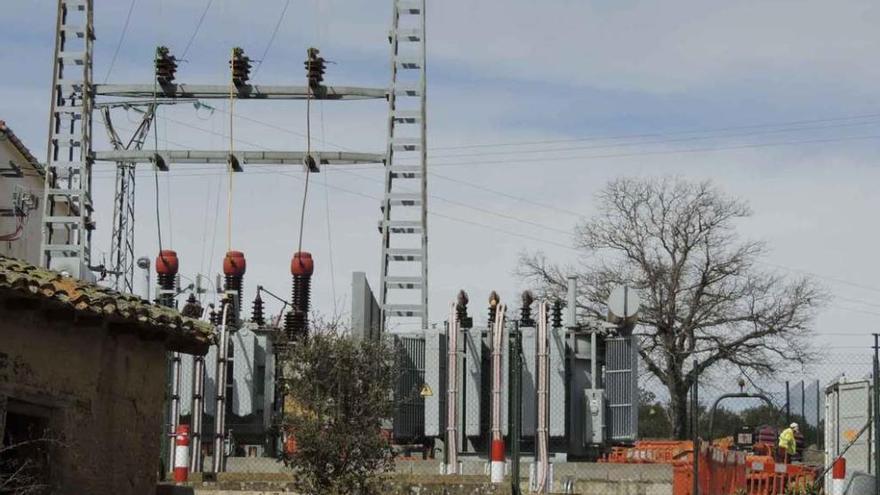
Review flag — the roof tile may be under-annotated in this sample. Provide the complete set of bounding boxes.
[0,255,216,354]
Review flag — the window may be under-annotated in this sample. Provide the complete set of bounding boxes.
[1,400,55,494]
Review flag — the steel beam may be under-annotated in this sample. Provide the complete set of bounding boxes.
[93,150,385,169]
[94,83,387,100]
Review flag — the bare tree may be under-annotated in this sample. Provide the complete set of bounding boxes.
[519,177,824,439]
[0,436,59,494]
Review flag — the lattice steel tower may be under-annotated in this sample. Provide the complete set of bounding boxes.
[41,0,95,279]
[379,0,429,332]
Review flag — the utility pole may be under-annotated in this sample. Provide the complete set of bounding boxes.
[873,333,879,495]
[692,359,699,495]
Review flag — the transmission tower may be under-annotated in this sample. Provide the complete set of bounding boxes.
[41,0,96,279]
[100,104,156,293]
[379,0,429,332]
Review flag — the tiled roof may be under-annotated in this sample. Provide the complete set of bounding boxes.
[0,255,215,354]
[0,120,43,174]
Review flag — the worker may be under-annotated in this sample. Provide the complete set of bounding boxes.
[778,422,799,461]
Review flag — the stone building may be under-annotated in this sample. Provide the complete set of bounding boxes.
[0,256,215,494]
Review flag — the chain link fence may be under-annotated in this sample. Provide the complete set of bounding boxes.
[160,322,880,495]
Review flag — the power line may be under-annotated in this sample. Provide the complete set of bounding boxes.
[181,0,215,59]
[424,118,880,161]
[108,115,576,237]
[161,105,880,223]
[760,261,880,295]
[98,123,880,306]
[429,111,880,151]
[429,171,586,219]
[252,0,292,78]
[103,0,138,83]
[414,133,880,168]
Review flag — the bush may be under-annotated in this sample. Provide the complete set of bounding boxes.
[279,330,397,495]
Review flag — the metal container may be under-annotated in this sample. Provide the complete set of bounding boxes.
[824,378,874,492]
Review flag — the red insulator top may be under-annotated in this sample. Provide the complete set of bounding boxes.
[223,251,247,276]
[291,251,314,276]
[155,250,179,275]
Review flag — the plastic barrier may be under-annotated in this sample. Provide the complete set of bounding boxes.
[670,447,816,495]
[611,441,817,495]
[603,440,693,464]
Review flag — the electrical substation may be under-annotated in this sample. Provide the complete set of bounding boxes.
[35,0,642,480]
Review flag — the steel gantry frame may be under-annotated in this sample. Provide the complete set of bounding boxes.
[100,104,156,293]
[379,0,429,332]
[42,0,96,279]
[43,5,394,290]
[43,0,430,335]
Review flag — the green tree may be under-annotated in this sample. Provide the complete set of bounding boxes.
[638,390,672,439]
[280,330,397,495]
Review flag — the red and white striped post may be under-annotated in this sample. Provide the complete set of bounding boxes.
[831,457,846,495]
[490,437,505,483]
[173,424,190,482]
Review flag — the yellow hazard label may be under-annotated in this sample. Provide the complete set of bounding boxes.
[844,429,858,442]
[420,384,433,397]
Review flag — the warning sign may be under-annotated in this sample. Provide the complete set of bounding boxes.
[420,384,433,397]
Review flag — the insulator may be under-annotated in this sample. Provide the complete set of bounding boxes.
[209,308,220,326]
[222,251,246,323]
[288,275,311,340]
[305,47,326,90]
[181,294,204,319]
[488,290,500,325]
[230,47,252,88]
[157,273,175,308]
[552,300,563,328]
[155,250,178,308]
[286,252,314,341]
[155,46,177,87]
[252,293,265,327]
[224,297,236,325]
[456,290,472,328]
[520,290,534,326]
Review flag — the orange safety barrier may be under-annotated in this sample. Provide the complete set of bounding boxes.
[603,440,693,464]
[672,447,817,495]
[610,441,817,495]
[744,457,817,495]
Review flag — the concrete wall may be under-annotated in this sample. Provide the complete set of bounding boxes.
[180,460,672,495]
[0,139,44,265]
[0,308,168,494]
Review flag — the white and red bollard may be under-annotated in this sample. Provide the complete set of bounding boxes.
[490,438,505,483]
[831,457,846,495]
[173,424,190,482]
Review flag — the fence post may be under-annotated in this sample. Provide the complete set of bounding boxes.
[801,381,805,425]
[509,322,522,495]
[816,379,821,450]
[785,381,791,426]
[873,334,879,495]
[692,359,699,495]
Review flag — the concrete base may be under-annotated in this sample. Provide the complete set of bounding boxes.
[177,460,672,494]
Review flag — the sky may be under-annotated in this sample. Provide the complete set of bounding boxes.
[2,0,880,386]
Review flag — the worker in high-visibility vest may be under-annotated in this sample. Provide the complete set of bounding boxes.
[778,422,799,461]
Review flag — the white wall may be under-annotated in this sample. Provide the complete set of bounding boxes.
[0,140,43,265]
